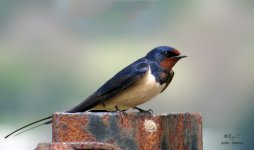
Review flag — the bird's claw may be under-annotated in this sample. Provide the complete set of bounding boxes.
[133,107,153,114]
[146,109,154,114]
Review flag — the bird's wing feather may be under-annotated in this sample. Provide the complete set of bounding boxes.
[67,58,149,112]
[160,70,174,93]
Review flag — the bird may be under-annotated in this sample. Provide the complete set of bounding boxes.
[5,46,186,138]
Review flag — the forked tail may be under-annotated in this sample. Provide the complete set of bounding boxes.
[4,115,52,138]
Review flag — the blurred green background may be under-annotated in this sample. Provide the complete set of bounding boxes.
[1,0,254,149]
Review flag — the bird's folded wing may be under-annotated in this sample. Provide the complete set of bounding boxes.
[67,59,149,112]
[160,70,174,93]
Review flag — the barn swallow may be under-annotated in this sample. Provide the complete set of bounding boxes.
[5,46,186,138]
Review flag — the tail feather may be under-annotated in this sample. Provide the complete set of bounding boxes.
[4,115,52,139]
[14,120,52,137]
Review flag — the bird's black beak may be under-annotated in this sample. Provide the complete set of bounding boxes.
[173,55,187,59]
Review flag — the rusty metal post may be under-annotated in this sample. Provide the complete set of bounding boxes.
[39,112,202,150]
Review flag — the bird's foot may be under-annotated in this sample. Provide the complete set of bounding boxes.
[133,106,153,114]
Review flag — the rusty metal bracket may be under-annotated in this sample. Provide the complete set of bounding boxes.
[45,112,203,150]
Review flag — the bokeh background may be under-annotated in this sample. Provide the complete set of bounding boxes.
[1,0,254,149]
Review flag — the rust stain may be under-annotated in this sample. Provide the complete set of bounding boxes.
[197,113,203,124]
[135,115,162,150]
[168,114,193,150]
[119,113,133,129]
[53,113,96,142]
[177,114,184,150]
[101,113,110,127]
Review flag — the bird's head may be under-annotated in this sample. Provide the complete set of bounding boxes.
[145,46,187,70]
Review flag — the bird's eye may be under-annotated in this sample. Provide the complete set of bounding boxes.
[163,51,178,57]
[163,51,169,56]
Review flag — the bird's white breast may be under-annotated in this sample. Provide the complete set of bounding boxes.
[92,67,166,111]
